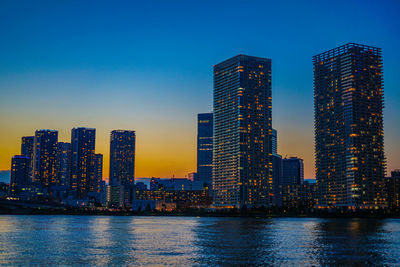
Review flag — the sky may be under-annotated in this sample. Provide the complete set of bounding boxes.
[0,0,399,180]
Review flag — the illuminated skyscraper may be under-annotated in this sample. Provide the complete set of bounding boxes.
[94,153,103,193]
[10,155,30,195]
[57,142,71,187]
[33,130,58,187]
[196,113,213,187]
[313,43,385,208]
[109,130,136,186]
[21,136,34,180]
[110,130,136,206]
[70,127,96,199]
[213,55,273,208]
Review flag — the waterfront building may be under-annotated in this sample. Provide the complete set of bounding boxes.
[109,130,136,186]
[106,185,124,208]
[10,155,30,195]
[386,170,400,209]
[272,128,277,156]
[272,154,283,206]
[57,142,71,187]
[33,130,58,187]
[313,43,385,208]
[21,136,34,180]
[282,157,304,185]
[213,55,273,208]
[196,113,213,187]
[94,154,103,193]
[70,127,96,199]
[109,130,136,206]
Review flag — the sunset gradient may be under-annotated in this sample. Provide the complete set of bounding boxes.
[0,0,399,180]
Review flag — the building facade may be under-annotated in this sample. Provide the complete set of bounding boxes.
[21,136,34,180]
[33,130,58,187]
[70,127,96,199]
[57,142,71,187]
[213,55,273,208]
[109,130,136,186]
[10,156,30,195]
[196,112,213,187]
[313,43,385,208]
[94,153,103,193]
[282,157,304,186]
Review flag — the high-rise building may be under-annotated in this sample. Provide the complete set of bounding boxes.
[282,157,304,185]
[21,136,34,180]
[33,130,58,187]
[110,130,136,206]
[70,127,96,199]
[272,154,283,206]
[10,155,30,195]
[213,54,273,208]
[109,130,136,186]
[313,43,385,208]
[196,113,213,187]
[94,153,103,193]
[386,170,400,209]
[272,128,278,156]
[56,142,71,187]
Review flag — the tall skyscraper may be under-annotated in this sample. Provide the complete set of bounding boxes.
[196,113,213,187]
[110,130,136,207]
[282,157,304,185]
[21,136,34,180]
[213,55,273,208]
[70,127,96,199]
[94,153,103,193]
[33,130,58,187]
[109,130,136,186]
[10,155,30,195]
[272,128,277,156]
[313,43,385,208]
[57,142,71,187]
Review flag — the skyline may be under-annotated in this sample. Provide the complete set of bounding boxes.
[1,1,400,179]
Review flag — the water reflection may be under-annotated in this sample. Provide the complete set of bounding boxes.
[193,218,275,265]
[312,219,389,266]
[0,216,399,265]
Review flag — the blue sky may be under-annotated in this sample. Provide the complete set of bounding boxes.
[0,0,399,178]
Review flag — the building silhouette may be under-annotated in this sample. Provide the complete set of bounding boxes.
[196,112,213,187]
[94,153,103,193]
[282,157,304,186]
[33,130,58,187]
[21,136,34,180]
[110,130,136,206]
[213,55,273,208]
[70,127,96,199]
[57,142,71,187]
[313,43,385,208]
[10,155,30,195]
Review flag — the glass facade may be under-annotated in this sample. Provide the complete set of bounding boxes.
[313,43,385,208]
[10,155,30,195]
[282,157,304,186]
[196,113,213,187]
[94,153,103,193]
[33,130,58,187]
[213,55,273,208]
[109,130,136,186]
[71,127,96,199]
[57,142,71,187]
[21,136,34,181]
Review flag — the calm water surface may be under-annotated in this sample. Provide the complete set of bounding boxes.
[0,216,399,266]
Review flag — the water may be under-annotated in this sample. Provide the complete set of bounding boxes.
[0,216,399,266]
